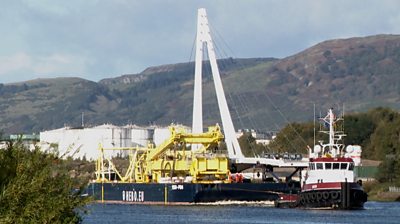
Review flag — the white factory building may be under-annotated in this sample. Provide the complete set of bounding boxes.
[40,124,189,160]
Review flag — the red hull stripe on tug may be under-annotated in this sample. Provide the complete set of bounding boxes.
[310,157,354,162]
[279,194,299,201]
[302,182,363,191]
[302,182,342,191]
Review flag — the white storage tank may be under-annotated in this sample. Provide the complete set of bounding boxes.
[153,126,171,147]
[129,125,154,147]
[40,124,132,160]
[153,125,191,147]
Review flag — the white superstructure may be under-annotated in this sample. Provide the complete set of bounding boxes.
[304,109,359,185]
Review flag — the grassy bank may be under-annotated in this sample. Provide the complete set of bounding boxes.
[364,181,400,202]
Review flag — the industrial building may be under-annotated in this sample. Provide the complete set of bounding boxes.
[39,124,189,160]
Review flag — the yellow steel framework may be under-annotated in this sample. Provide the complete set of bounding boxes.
[95,124,231,184]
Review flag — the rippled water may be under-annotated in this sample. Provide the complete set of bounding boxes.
[82,201,400,224]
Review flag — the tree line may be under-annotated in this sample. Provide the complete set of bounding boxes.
[262,107,400,184]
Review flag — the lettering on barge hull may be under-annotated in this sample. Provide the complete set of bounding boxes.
[122,190,145,202]
[172,185,184,190]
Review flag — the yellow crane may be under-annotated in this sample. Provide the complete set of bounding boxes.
[95,124,231,184]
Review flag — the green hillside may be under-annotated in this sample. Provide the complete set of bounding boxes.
[1,34,400,134]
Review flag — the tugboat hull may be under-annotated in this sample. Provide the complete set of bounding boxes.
[298,182,367,209]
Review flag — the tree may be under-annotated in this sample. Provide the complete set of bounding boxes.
[344,113,375,147]
[238,132,268,157]
[368,115,400,183]
[376,156,397,183]
[0,142,89,223]
[269,122,318,154]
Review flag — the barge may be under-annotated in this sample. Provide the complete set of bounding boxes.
[87,125,303,204]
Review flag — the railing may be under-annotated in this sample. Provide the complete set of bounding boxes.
[354,166,378,178]
[263,153,303,161]
[389,186,400,193]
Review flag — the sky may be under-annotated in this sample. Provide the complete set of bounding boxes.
[1,0,400,83]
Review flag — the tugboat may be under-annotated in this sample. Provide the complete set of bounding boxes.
[297,108,368,209]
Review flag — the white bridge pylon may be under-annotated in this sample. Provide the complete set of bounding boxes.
[191,8,307,168]
[192,8,244,159]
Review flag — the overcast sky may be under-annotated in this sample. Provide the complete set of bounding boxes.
[1,0,400,83]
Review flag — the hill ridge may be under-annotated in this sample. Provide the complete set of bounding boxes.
[1,34,399,134]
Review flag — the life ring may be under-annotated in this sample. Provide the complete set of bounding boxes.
[322,191,330,200]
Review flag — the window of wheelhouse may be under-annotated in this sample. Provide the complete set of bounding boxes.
[340,163,348,170]
[325,163,332,169]
[333,163,340,169]
[316,163,323,170]
[349,163,354,170]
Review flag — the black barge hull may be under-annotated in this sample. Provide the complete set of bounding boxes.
[88,182,299,204]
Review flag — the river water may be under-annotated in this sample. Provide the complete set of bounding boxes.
[82,201,400,223]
